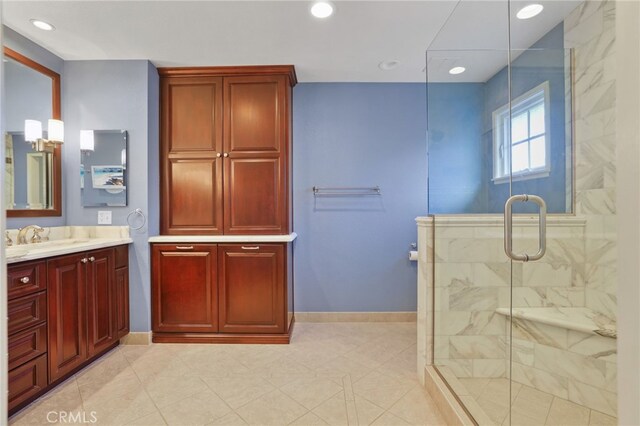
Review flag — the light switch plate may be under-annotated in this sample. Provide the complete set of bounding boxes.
[98,210,112,225]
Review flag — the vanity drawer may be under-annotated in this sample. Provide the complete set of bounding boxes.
[9,323,48,370]
[8,354,48,411]
[8,292,47,335]
[8,261,47,300]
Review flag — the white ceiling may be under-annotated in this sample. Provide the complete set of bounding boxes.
[3,0,582,83]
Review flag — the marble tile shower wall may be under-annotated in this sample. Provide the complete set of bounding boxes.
[565,0,617,322]
[429,219,586,380]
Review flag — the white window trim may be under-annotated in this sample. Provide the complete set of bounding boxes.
[492,81,551,184]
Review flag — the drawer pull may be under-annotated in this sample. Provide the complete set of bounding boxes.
[19,277,30,284]
[81,258,89,264]
[89,256,96,262]
[176,246,194,250]
[241,246,260,250]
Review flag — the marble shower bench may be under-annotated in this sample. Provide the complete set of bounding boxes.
[496,306,617,416]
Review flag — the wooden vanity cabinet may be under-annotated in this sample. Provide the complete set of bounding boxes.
[160,66,295,235]
[151,243,292,343]
[7,244,130,414]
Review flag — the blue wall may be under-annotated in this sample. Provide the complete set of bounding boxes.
[62,60,159,331]
[5,27,66,229]
[427,23,569,214]
[427,83,485,213]
[485,23,568,213]
[293,83,427,312]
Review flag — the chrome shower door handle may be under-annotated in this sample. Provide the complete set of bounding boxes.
[504,194,547,262]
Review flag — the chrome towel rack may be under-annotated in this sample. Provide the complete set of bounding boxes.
[313,186,381,196]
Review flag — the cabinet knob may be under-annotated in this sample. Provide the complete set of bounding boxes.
[81,258,89,264]
[216,153,221,158]
[223,153,229,158]
[19,276,30,284]
[89,256,96,262]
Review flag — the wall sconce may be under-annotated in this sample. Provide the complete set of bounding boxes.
[80,130,95,154]
[25,119,64,152]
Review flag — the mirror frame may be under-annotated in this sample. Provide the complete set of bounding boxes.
[4,46,62,217]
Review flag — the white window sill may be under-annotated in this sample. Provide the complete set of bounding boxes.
[492,169,550,184]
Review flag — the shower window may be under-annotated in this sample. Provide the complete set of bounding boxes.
[492,81,550,182]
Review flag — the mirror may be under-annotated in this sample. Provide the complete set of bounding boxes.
[4,47,62,217]
[81,130,128,207]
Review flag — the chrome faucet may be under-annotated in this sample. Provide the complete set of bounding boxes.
[17,225,45,245]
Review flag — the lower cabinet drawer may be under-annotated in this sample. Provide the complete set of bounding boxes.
[9,323,47,370]
[8,261,46,300]
[8,354,48,411]
[8,291,47,335]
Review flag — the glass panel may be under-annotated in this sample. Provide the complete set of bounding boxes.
[426,1,513,424]
[529,103,545,136]
[529,136,546,169]
[511,112,528,143]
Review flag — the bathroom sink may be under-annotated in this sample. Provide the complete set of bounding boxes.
[29,238,90,248]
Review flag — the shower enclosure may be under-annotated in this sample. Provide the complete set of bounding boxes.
[419,0,617,424]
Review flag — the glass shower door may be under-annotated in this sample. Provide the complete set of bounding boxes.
[425,0,605,424]
[507,0,617,423]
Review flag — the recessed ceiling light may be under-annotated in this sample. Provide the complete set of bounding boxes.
[30,19,55,31]
[379,60,400,71]
[516,4,544,19]
[310,1,334,19]
[449,66,466,75]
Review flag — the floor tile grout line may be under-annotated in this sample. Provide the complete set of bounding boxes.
[123,348,172,426]
[121,346,225,425]
[199,374,274,414]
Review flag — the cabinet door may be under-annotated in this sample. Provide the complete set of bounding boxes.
[48,253,87,381]
[223,75,288,234]
[161,76,224,234]
[86,249,117,357]
[115,267,130,339]
[152,244,218,332]
[218,244,285,333]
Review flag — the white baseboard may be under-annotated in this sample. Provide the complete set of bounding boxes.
[295,312,417,323]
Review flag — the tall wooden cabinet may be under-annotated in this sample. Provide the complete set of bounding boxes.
[160,67,295,235]
[154,65,296,344]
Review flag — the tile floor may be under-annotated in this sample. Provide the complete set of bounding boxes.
[9,322,446,426]
[457,377,618,426]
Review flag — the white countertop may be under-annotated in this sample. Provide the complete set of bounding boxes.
[148,232,297,243]
[7,237,133,264]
